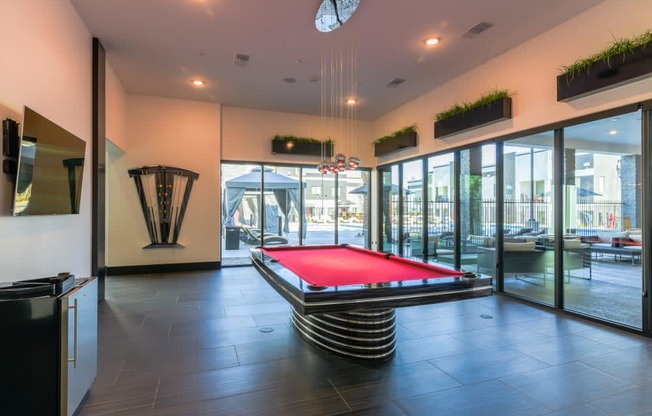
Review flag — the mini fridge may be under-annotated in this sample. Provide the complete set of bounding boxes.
[0,275,97,416]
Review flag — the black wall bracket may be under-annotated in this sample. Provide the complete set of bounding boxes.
[3,118,19,177]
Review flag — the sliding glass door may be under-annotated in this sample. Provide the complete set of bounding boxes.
[221,162,370,266]
[459,144,495,273]
[562,110,642,328]
[427,153,455,264]
[501,133,555,305]
[380,166,400,254]
[402,160,423,258]
[337,169,369,246]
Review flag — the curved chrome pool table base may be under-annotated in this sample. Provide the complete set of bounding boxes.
[291,308,397,361]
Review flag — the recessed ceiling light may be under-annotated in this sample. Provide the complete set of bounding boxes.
[424,37,440,46]
[191,80,204,86]
[346,98,357,105]
[293,59,302,64]
[283,77,296,83]
[609,129,618,135]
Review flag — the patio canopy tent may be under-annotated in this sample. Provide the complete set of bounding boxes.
[223,167,305,234]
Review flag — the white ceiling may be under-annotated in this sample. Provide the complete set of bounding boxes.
[71,0,607,120]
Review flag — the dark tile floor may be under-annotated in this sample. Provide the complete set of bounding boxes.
[80,267,652,416]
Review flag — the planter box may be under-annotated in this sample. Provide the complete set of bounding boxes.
[271,140,332,157]
[434,97,512,139]
[557,44,652,101]
[374,131,417,157]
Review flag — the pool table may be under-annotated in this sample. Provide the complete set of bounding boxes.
[250,244,492,361]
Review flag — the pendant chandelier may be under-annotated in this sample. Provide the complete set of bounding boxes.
[316,48,361,175]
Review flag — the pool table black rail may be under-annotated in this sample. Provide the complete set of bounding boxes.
[251,248,492,315]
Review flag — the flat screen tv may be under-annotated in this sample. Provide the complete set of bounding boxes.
[12,107,86,216]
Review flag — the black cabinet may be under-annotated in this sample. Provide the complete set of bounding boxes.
[0,276,97,416]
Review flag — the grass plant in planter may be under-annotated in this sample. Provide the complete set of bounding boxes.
[373,125,418,157]
[434,90,512,139]
[557,30,652,101]
[271,135,332,157]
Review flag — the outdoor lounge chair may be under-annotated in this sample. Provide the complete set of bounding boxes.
[240,225,288,245]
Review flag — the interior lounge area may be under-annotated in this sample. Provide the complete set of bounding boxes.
[2,0,652,415]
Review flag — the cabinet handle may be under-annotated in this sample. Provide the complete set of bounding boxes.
[68,298,78,369]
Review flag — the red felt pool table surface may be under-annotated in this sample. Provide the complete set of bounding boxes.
[260,245,463,287]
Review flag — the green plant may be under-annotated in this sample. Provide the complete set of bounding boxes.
[372,124,417,145]
[435,89,511,122]
[559,30,652,82]
[272,135,332,145]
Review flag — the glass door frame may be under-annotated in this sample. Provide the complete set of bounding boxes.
[221,160,371,255]
[373,99,652,336]
[494,101,650,333]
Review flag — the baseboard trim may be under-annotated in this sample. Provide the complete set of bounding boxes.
[107,261,221,276]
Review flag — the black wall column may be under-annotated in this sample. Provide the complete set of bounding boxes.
[92,38,106,302]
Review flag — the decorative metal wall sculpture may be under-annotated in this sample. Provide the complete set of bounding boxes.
[128,165,199,248]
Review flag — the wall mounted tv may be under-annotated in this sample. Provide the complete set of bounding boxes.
[12,107,86,216]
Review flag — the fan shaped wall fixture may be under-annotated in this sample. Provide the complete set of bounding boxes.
[315,0,362,32]
[128,165,199,248]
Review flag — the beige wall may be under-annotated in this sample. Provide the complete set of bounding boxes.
[222,106,374,167]
[106,63,128,151]
[2,0,647,275]
[107,95,221,267]
[0,0,92,282]
[369,0,652,245]
[373,0,652,166]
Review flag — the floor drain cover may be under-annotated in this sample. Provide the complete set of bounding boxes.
[260,327,274,333]
[480,314,494,319]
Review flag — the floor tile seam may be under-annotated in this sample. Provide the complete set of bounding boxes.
[420,359,468,387]
[573,359,646,390]
[584,386,649,416]
[510,332,613,354]
[492,378,556,413]
[395,323,422,338]
[111,360,126,386]
[151,377,162,411]
[326,377,352,412]
[153,380,341,412]
[384,384,479,415]
[572,330,650,350]
[80,390,158,411]
[426,356,553,385]
[80,403,154,416]
[496,361,640,411]
[119,359,242,377]
[447,331,556,351]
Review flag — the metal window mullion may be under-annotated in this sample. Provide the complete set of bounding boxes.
[454,151,461,269]
[299,167,305,246]
[377,169,385,252]
[642,104,652,333]
[554,129,564,309]
[398,166,404,256]
[334,173,339,244]
[495,141,505,292]
[422,159,428,260]
[260,164,266,246]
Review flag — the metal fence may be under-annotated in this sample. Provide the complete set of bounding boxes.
[394,197,625,238]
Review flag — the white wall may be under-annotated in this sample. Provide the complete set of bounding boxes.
[222,106,374,167]
[0,0,92,282]
[373,0,652,165]
[107,95,221,267]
